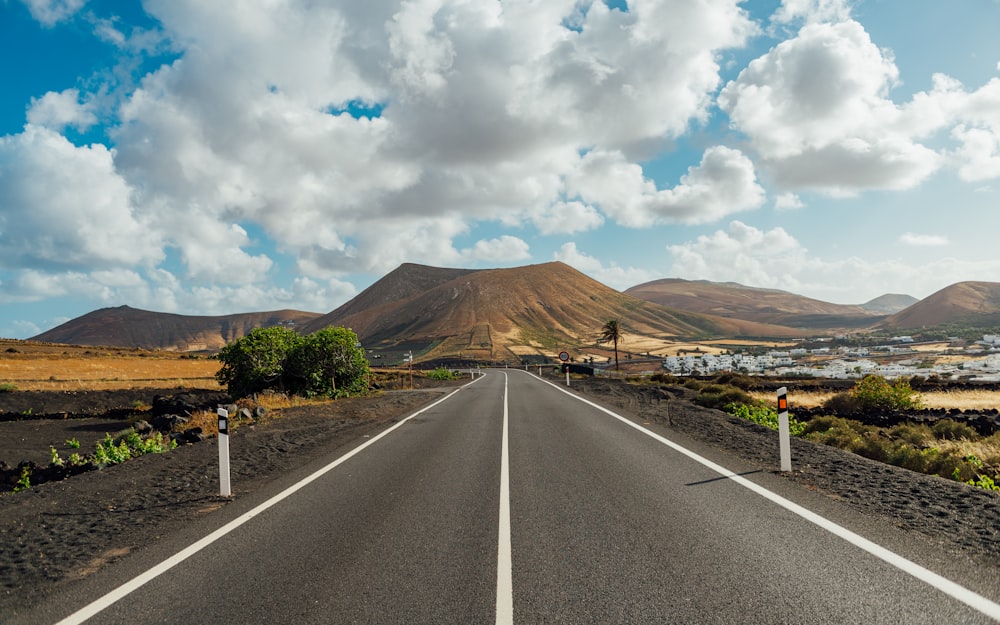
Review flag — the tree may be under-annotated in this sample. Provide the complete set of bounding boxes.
[215,326,301,398]
[852,374,923,412]
[598,319,623,372]
[216,326,370,399]
[285,327,370,397]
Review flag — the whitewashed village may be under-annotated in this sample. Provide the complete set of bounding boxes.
[659,335,1000,382]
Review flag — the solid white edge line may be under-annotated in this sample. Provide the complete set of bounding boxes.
[52,376,486,625]
[523,370,1000,622]
[496,373,514,625]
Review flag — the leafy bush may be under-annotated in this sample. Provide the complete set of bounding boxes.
[92,430,176,468]
[216,326,302,398]
[931,419,977,441]
[725,402,806,436]
[694,384,752,410]
[851,375,923,412]
[967,475,1000,491]
[216,326,370,399]
[426,367,458,380]
[822,392,861,414]
[284,327,370,398]
[712,372,757,390]
[888,423,934,446]
[0,382,17,393]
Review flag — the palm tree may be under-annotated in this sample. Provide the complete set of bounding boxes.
[598,319,623,372]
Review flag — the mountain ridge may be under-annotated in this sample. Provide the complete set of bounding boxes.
[27,266,1000,354]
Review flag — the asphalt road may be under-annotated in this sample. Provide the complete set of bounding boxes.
[18,370,1000,624]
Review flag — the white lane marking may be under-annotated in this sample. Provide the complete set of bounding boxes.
[52,378,485,625]
[496,373,514,625]
[524,371,1000,622]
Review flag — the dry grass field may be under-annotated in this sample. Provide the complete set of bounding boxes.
[0,340,221,391]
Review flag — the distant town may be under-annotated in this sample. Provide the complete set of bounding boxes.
[658,335,1000,382]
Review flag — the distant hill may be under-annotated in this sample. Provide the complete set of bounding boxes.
[880,282,1000,329]
[31,306,322,351]
[860,293,918,315]
[625,278,883,330]
[302,262,805,360]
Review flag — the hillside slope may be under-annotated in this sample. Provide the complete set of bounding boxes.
[303,262,804,360]
[32,306,322,351]
[626,278,883,330]
[881,282,1000,329]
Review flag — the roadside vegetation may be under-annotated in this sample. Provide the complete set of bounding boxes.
[13,429,177,493]
[672,373,1000,492]
[215,326,370,399]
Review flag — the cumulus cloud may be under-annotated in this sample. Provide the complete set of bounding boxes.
[719,20,942,194]
[0,125,162,270]
[26,89,97,132]
[461,235,531,263]
[667,221,1000,303]
[774,193,804,210]
[39,0,758,291]
[771,0,853,25]
[530,201,605,236]
[567,146,766,227]
[553,242,657,291]
[900,232,949,247]
[18,0,86,26]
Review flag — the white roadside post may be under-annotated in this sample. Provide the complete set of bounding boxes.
[559,351,570,386]
[777,387,791,472]
[218,407,232,497]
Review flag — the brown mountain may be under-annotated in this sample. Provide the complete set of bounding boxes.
[31,306,322,351]
[880,282,1000,329]
[861,293,918,315]
[302,262,805,360]
[625,278,884,330]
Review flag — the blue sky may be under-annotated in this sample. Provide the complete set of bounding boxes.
[2,0,1000,339]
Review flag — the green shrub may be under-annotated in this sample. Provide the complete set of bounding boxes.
[217,326,370,399]
[822,392,861,414]
[852,375,923,412]
[726,402,806,436]
[887,423,934,446]
[683,379,705,391]
[967,475,1000,491]
[712,372,757,390]
[426,367,458,380]
[0,382,17,393]
[931,419,977,441]
[694,385,752,410]
[216,326,302,398]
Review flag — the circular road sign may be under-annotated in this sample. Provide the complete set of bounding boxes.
[559,351,570,362]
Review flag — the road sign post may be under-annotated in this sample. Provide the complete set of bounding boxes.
[777,387,791,472]
[559,351,570,386]
[218,407,232,497]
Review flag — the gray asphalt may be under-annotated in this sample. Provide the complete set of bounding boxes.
[19,370,1000,624]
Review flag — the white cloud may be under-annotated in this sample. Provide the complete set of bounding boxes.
[0,125,162,270]
[899,232,949,247]
[553,242,656,291]
[19,0,86,26]
[461,235,531,263]
[109,0,757,260]
[667,221,1000,303]
[771,0,853,25]
[568,146,766,227]
[719,20,943,195]
[26,89,97,132]
[530,201,605,235]
[774,193,804,210]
